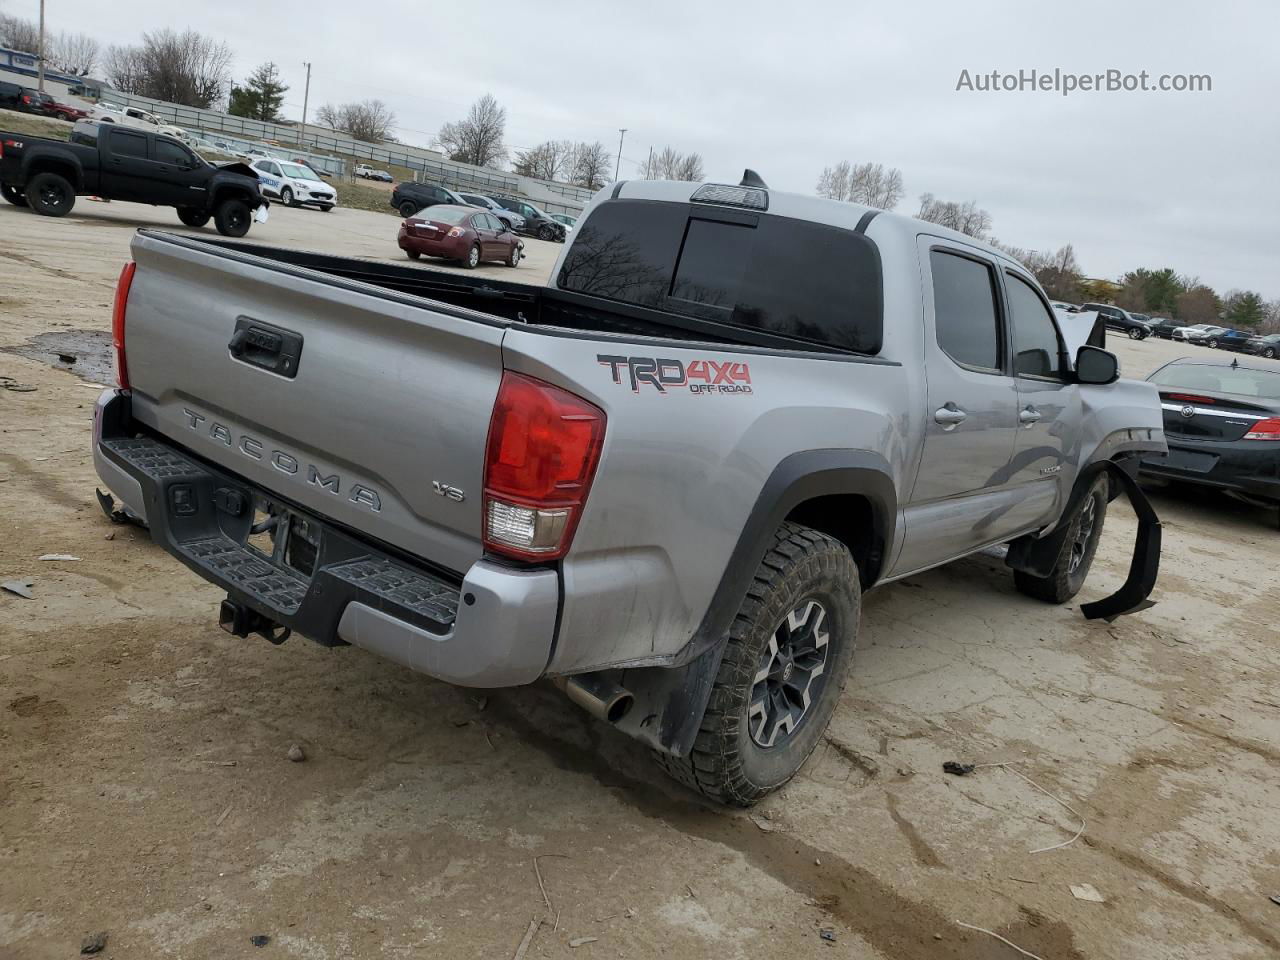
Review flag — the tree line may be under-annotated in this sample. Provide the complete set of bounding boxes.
[816,158,1280,332]
[0,12,99,76]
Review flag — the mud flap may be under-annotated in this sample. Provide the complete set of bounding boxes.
[1079,461,1161,622]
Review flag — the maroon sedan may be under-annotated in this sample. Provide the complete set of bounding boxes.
[397,204,523,269]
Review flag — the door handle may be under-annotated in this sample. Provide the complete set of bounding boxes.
[934,403,968,428]
[1019,406,1042,426]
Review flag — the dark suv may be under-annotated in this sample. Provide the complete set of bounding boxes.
[0,81,23,111]
[1080,302,1150,340]
[390,181,467,219]
[490,195,567,242]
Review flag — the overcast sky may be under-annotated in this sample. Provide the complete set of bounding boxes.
[7,0,1277,298]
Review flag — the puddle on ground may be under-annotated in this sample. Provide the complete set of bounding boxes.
[2,329,114,384]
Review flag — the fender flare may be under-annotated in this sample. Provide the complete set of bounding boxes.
[614,448,897,757]
[25,152,84,192]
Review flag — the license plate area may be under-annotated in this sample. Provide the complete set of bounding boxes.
[245,496,321,578]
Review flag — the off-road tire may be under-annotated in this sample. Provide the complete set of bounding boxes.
[1014,474,1109,603]
[177,207,210,228]
[398,200,417,219]
[27,171,75,216]
[654,522,860,806]
[214,198,251,237]
[1,183,28,207]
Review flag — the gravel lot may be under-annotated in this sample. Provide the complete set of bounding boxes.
[1,199,1278,960]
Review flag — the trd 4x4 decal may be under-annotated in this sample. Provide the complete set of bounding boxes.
[597,355,753,395]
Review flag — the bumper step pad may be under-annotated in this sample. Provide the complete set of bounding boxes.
[327,557,460,625]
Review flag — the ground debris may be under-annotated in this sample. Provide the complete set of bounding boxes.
[568,936,598,947]
[749,814,776,832]
[250,934,271,947]
[819,928,837,944]
[1269,894,1280,907]
[2,579,35,599]
[942,761,975,776]
[38,554,81,562]
[287,744,306,762]
[80,932,108,954]
[1070,883,1106,903]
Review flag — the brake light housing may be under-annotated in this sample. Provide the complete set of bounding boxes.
[483,372,606,561]
[1244,417,1280,441]
[111,261,136,389]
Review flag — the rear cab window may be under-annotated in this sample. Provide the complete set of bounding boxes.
[557,199,883,354]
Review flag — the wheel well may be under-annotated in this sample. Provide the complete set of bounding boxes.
[212,187,252,208]
[29,160,80,191]
[784,494,884,589]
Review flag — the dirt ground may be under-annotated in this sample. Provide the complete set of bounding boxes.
[1,199,1278,960]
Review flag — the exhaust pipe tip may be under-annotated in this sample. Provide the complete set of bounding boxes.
[555,674,634,724]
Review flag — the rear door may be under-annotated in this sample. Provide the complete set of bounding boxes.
[123,232,510,575]
[100,128,153,201]
[892,241,1021,575]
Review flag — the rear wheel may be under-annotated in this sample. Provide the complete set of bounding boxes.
[538,223,555,241]
[214,198,251,237]
[398,200,416,219]
[1,183,27,207]
[1014,474,1108,604]
[654,522,860,806]
[1264,347,1277,359]
[177,207,210,228]
[463,244,481,269]
[27,172,75,217]
[1207,338,1218,348]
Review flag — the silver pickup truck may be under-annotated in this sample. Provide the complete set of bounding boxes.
[93,173,1166,805]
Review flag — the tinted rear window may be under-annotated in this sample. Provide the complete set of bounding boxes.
[1151,365,1280,400]
[556,200,882,353]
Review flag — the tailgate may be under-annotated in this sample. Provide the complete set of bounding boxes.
[123,231,507,575]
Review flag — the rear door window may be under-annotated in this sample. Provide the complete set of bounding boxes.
[929,250,1003,372]
[557,199,883,353]
[111,131,149,159]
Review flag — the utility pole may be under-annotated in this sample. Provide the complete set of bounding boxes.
[646,145,653,179]
[37,0,46,92]
[300,62,312,147]
[614,128,626,182]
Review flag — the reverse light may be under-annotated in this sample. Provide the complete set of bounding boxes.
[111,261,136,390]
[447,226,465,238]
[483,372,606,561]
[1243,417,1280,440]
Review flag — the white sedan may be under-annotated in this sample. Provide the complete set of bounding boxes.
[250,159,338,211]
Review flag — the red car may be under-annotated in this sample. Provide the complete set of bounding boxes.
[397,204,522,269]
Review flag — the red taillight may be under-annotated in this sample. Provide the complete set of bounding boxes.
[111,261,136,389]
[482,371,606,561]
[1166,393,1215,404]
[1244,417,1280,441]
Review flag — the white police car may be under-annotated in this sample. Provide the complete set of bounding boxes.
[249,158,337,211]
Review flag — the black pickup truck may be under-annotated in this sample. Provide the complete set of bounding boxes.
[0,122,268,237]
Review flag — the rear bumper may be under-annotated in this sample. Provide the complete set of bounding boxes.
[92,389,558,687]
[397,226,468,258]
[1139,436,1280,502]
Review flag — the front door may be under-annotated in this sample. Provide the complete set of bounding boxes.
[890,241,1021,576]
[152,138,209,208]
[1003,267,1078,526]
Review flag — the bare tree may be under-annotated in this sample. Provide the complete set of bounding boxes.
[816,160,904,210]
[0,13,40,54]
[312,100,396,142]
[513,139,573,181]
[48,31,100,76]
[569,141,611,190]
[436,94,508,168]
[104,30,232,108]
[916,193,992,238]
[640,146,704,182]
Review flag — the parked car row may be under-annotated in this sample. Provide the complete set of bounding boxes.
[0,81,89,121]
[390,179,569,242]
[1053,301,1278,356]
[354,163,393,182]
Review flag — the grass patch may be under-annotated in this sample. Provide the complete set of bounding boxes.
[0,108,73,141]
[332,179,397,216]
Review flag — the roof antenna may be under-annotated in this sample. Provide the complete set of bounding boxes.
[740,169,768,188]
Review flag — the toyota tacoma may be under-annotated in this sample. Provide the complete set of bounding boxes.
[91,173,1166,805]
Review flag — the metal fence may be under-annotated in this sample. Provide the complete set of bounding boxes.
[104,91,591,213]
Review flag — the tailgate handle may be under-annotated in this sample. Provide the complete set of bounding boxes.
[229,318,303,379]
